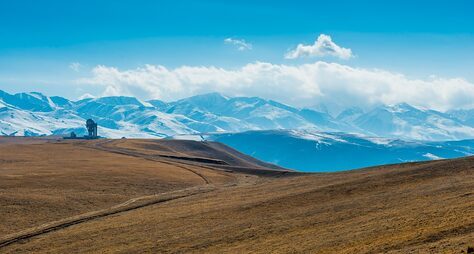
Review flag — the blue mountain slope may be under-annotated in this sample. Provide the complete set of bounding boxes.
[206,130,474,172]
[0,91,56,112]
[448,109,474,127]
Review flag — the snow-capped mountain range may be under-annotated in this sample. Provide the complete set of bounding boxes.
[1,90,474,141]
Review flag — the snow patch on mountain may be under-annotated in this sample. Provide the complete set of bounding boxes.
[423,153,443,160]
[1,90,474,141]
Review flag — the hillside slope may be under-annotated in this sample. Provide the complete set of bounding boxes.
[0,137,290,237]
[1,138,474,253]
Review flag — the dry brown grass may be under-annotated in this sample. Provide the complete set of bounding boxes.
[1,137,474,253]
[0,138,236,236]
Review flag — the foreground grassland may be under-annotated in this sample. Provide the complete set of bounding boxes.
[0,137,473,253]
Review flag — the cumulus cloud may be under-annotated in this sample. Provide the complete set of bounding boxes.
[69,62,82,72]
[224,38,252,51]
[78,61,474,112]
[285,34,353,60]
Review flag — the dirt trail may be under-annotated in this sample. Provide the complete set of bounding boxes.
[87,139,213,184]
[0,139,273,250]
[0,185,215,248]
[0,139,251,249]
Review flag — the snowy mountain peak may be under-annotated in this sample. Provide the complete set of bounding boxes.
[0,91,56,112]
[178,92,229,107]
[92,96,150,107]
[0,91,473,141]
[386,102,423,113]
[50,96,73,108]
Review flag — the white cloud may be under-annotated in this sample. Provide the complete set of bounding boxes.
[224,38,252,51]
[69,62,82,72]
[78,61,474,112]
[285,34,353,60]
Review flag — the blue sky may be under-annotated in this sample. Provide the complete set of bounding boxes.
[0,0,473,110]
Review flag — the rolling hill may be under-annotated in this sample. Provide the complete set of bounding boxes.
[0,137,473,253]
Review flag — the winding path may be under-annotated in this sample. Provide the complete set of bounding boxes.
[0,139,224,249]
[0,186,215,248]
[0,139,258,249]
[87,139,213,184]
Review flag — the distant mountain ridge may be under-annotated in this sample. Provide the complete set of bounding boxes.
[1,89,474,141]
[189,129,474,171]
